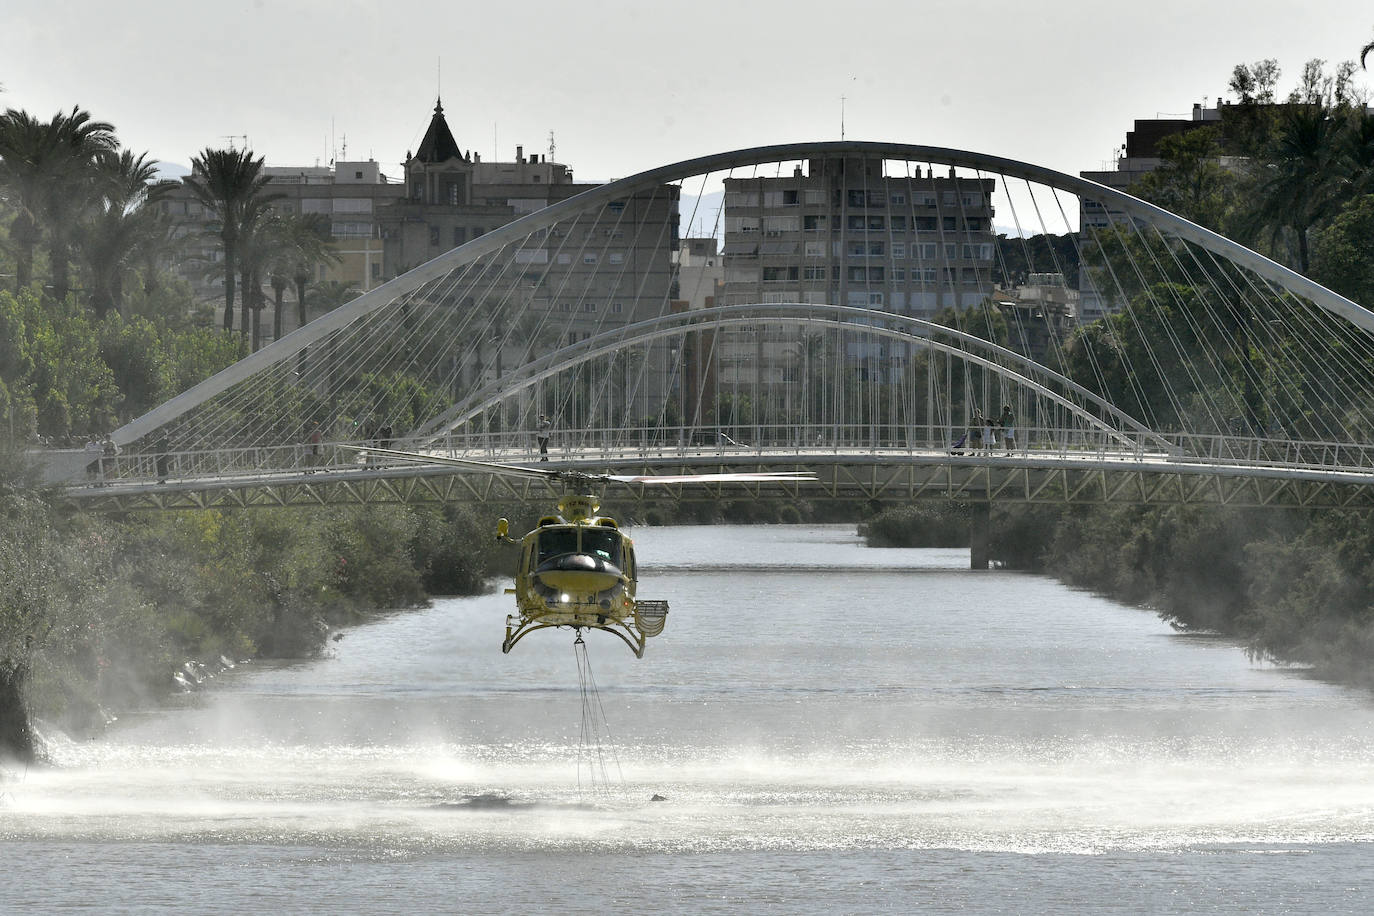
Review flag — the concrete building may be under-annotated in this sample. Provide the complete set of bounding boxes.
[993,272,1078,368]
[721,155,996,318]
[715,155,997,397]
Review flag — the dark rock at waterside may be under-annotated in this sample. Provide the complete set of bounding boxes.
[257,609,330,658]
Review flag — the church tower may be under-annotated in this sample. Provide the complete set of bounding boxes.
[403,98,472,206]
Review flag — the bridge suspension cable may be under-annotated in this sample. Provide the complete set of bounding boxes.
[102,143,1374,482]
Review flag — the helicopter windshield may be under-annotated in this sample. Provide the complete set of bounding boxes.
[536,528,579,563]
[582,527,623,566]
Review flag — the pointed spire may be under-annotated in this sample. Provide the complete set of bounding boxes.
[415,97,465,164]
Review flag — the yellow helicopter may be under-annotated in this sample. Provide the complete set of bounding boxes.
[347,446,815,657]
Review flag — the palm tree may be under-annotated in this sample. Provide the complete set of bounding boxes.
[0,106,116,296]
[260,211,338,342]
[184,147,276,331]
[80,148,167,318]
[289,213,337,331]
[235,195,276,347]
[1240,105,1343,274]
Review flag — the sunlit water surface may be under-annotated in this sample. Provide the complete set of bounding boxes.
[4,525,1374,913]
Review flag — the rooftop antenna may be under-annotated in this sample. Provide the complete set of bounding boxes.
[547,129,556,163]
[841,76,856,140]
[222,134,248,151]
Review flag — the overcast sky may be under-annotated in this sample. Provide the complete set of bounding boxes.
[4,0,1373,184]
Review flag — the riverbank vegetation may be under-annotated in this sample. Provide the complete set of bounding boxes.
[0,445,504,762]
[858,498,1374,688]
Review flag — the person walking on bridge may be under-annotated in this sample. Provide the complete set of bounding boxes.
[536,414,552,461]
[1000,405,1016,453]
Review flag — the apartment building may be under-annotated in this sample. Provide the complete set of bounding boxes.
[721,155,996,318]
[715,155,996,392]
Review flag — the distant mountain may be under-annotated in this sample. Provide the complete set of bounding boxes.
[155,161,191,181]
[679,190,725,241]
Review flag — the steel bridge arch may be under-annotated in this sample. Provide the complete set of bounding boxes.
[110,141,1374,448]
[419,302,1170,451]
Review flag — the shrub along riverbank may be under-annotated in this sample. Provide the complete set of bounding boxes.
[861,500,1374,687]
[0,446,507,763]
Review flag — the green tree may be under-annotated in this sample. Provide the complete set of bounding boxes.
[1130,126,1236,230]
[184,147,276,332]
[1237,104,1343,274]
[80,149,168,319]
[0,107,116,296]
[1311,193,1374,305]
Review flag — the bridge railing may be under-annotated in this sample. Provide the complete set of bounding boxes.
[1159,433,1374,472]
[52,426,1374,490]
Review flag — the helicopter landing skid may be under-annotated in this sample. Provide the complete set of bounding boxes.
[504,615,647,658]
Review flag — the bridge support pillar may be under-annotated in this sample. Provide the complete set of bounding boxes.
[969,501,990,570]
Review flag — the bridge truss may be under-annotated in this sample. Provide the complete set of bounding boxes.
[53,142,1374,507]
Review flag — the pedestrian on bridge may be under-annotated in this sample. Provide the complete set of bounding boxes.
[155,435,171,483]
[537,415,552,461]
[969,413,984,453]
[1000,405,1016,453]
[307,423,322,472]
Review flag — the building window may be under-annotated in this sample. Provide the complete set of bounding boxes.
[847,190,866,208]
[803,265,827,280]
[429,226,440,246]
[803,214,826,232]
[890,215,907,232]
[452,227,465,246]
[609,252,625,264]
[867,216,885,232]
[612,302,624,314]
[891,243,906,259]
[582,302,597,312]
[557,253,572,265]
[890,193,906,205]
[583,253,598,264]
[608,200,626,213]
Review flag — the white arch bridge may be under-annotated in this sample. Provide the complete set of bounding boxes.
[41,141,1374,518]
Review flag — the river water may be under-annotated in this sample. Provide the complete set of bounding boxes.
[4,524,1374,914]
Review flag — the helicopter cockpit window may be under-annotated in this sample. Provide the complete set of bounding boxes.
[581,528,623,566]
[536,528,579,563]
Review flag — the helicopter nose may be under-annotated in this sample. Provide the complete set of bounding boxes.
[535,553,622,596]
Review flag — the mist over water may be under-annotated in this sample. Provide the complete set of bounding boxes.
[5,525,1374,913]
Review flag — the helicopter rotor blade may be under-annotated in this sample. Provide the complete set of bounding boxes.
[605,471,817,484]
[342,447,816,486]
[341,445,559,482]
